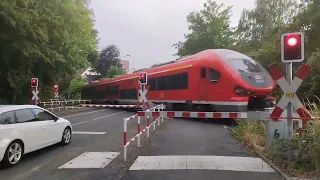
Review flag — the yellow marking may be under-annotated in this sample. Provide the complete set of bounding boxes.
[285,92,294,98]
[166,65,192,72]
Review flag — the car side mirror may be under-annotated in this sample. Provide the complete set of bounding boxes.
[53,116,59,122]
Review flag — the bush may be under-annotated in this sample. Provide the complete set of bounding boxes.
[233,113,320,177]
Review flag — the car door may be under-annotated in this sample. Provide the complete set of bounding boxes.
[14,109,46,152]
[31,108,61,144]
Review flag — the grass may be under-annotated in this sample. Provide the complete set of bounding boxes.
[232,96,320,178]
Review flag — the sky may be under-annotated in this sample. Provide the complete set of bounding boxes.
[89,0,256,71]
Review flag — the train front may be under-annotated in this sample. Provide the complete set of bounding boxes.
[214,49,276,111]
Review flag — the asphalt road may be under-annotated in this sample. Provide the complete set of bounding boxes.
[0,108,138,180]
[0,108,285,180]
[119,118,285,180]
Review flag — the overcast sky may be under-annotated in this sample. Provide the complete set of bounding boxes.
[89,0,255,71]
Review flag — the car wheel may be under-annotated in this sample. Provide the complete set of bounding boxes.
[61,127,72,145]
[2,140,24,167]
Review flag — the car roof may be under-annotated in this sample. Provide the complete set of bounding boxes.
[0,105,43,114]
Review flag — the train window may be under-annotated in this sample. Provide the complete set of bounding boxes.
[209,68,220,84]
[120,89,137,99]
[201,68,207,78]
[157,77,168,90]
[148,78,157,91]
[147,72,188,91]
[157,72,188,90]
[106,85,119,95]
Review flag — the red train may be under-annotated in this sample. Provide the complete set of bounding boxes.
[82,49,276,112]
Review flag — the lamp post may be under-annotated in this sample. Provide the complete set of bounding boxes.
[116,54,130,67]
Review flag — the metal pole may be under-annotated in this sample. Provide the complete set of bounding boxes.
[286,63,294,161]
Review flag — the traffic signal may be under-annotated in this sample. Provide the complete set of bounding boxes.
[31,78,38,88]
[281,32,304,63]
[53,84,59,92]
[139,72,147,85]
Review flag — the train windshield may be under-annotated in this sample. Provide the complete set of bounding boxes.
[229,59,263,73]
[213,49,266,74]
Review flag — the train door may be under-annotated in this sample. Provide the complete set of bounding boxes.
[198,67,208,101]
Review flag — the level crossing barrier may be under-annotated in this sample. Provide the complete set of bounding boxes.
[79,104,137,108]
[39,99,91,112]
[123,104,165,161]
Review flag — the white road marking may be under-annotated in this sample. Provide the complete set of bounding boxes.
[72,111,125,126]
[58,152,120,169]
[62,109,108,118]
[223,125,228,129]
[129,155,275,172]
[72,131,106,135]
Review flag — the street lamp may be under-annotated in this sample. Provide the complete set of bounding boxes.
[116,54,130,67]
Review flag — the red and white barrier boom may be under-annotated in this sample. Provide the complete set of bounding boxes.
[30,78,41,105]
[269,64,312,121]
[79,104,136,108]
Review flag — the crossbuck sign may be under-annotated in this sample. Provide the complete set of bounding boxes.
[31,88,40,105]
[136,83,150,109]
[269,64,312,121]
[54,92,59,99]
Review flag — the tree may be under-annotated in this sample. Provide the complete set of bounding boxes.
[0,0,98,103]
[94,44,121,77]
[104,66,126,79]
[65,76,87,99]
[173,0,234,57]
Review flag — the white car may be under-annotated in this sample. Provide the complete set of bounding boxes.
[0,105,72,167]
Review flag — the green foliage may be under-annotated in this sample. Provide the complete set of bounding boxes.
[0,0,98,104]
[173,0,234,56]
[67,76,86,94]
[233,119,320,176]
[104,66,126,79]
[94,44,122,77]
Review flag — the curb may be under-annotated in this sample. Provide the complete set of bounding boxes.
[255,151,293,180]
[230,127,293,180]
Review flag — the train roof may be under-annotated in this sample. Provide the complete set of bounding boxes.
[84,49,243,87]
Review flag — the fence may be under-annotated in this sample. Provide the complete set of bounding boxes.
[39,99,91,112]
[123,104,166,161]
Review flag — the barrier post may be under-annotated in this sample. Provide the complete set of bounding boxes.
[147,116,150,138]
[123,118,127,161]
[153,114,156,131]
[161,104,164,122]
[298,119,303,137]
[137,117,141,147]
[157,106,160,126]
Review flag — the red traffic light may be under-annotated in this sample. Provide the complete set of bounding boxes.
[31,78,38,87]
[53,84,59,91]
[139,72,147,84]
[287,37,298,46]
[281,32,304,63]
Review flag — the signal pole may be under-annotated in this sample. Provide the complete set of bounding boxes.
[286,62,293,161]
[281,32,304,161]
